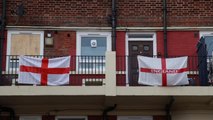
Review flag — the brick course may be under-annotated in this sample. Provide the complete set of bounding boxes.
[1,0,212,27]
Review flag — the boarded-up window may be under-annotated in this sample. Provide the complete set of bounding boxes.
[10,34,41,55]
[6,31,44,70]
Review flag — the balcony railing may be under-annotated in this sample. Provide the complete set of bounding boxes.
[1,55,106,86]
[0,54,212,86]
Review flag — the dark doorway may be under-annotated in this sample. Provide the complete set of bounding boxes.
[128,41,153,86]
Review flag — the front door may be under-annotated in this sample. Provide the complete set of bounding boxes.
[128,41,153,86]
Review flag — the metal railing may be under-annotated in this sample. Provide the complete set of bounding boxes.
[1,55,212,87]
[0,55,106,86]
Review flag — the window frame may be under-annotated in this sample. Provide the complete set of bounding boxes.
[20,116,42,120]
[199,31,213,38]
[6,30,44,72]
[76,32,111,73]
[199,31,213,68]
[118,116,153,120]
[55,116,87,120]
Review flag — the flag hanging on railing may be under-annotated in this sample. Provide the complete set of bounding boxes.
[137,56,189,86]
[18,56,71,86]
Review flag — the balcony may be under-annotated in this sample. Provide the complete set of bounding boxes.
[1,55,106,86]
[0,54,211,86]
[0,52,213,96]
[1,52,213,115]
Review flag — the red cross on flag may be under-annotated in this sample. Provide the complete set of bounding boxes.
[137,56,189,86]
[18,56,71,86]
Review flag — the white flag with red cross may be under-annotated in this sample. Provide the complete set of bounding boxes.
[137,56,189,86]
[18,56,71,86]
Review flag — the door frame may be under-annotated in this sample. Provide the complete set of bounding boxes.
[125,32,157,85]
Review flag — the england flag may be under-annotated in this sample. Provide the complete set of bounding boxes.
[18,56,71,86]
[137,56,189,86]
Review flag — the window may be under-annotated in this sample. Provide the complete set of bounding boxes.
[118,116,153,120]
[56,116,87,120]
[20,116,41,120]
[199,31,213,74]
[6,31,44,71]
[200,31,213,56]
[77,32,111,73]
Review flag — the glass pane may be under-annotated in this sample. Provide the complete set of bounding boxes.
[81,37,106,56]
[9,61,19,69]
[78,56,105,71]
[128,34,153,38]
[143,45,150,51]
[79,63,105,69]
[205,36,213,56]
[58,118,85,120]
[132,45,138,51]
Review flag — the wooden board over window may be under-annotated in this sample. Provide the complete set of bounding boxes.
[10,34,41,55]
[6,31,44,71]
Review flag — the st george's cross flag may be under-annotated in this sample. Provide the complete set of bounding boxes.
[137,56,189,86]
[18,56,71,86]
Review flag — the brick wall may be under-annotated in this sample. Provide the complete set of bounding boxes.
[44,31,76,56]
[4,0,213,27]
[117,0,163,27]
[6,0,111,26]
[167,0,213,26]
[157,31,199,56]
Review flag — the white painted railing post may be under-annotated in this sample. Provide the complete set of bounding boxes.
[105,51,116,96]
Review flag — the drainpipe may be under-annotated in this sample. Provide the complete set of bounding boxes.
[165,97,175,120]
[0,106,16,120]
[103,104,117,120]
[111,0,117,51]
[163,0,168,57]
[0,0,6,77]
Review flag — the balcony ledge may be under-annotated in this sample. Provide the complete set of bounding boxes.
[1,86,213,96]
[117,86,213,96]
[0,86,105,96]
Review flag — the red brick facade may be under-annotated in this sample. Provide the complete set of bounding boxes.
[0,0,212,27]
[44,31,76,56]
[157,31,199,56]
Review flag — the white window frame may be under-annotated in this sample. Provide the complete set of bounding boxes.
[56,116,87,120]
[20,116,42,120]
[199,31,213,38]
[76,32,111,73]
[199,31,213,68]
[125,32,157,85]
[199,31,213,56]
[6,30,44,72]
[118,116,153,120]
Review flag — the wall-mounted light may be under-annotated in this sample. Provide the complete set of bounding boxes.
[45,33,54,47]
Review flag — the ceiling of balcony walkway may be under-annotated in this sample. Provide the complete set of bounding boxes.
[0,96,213,115]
